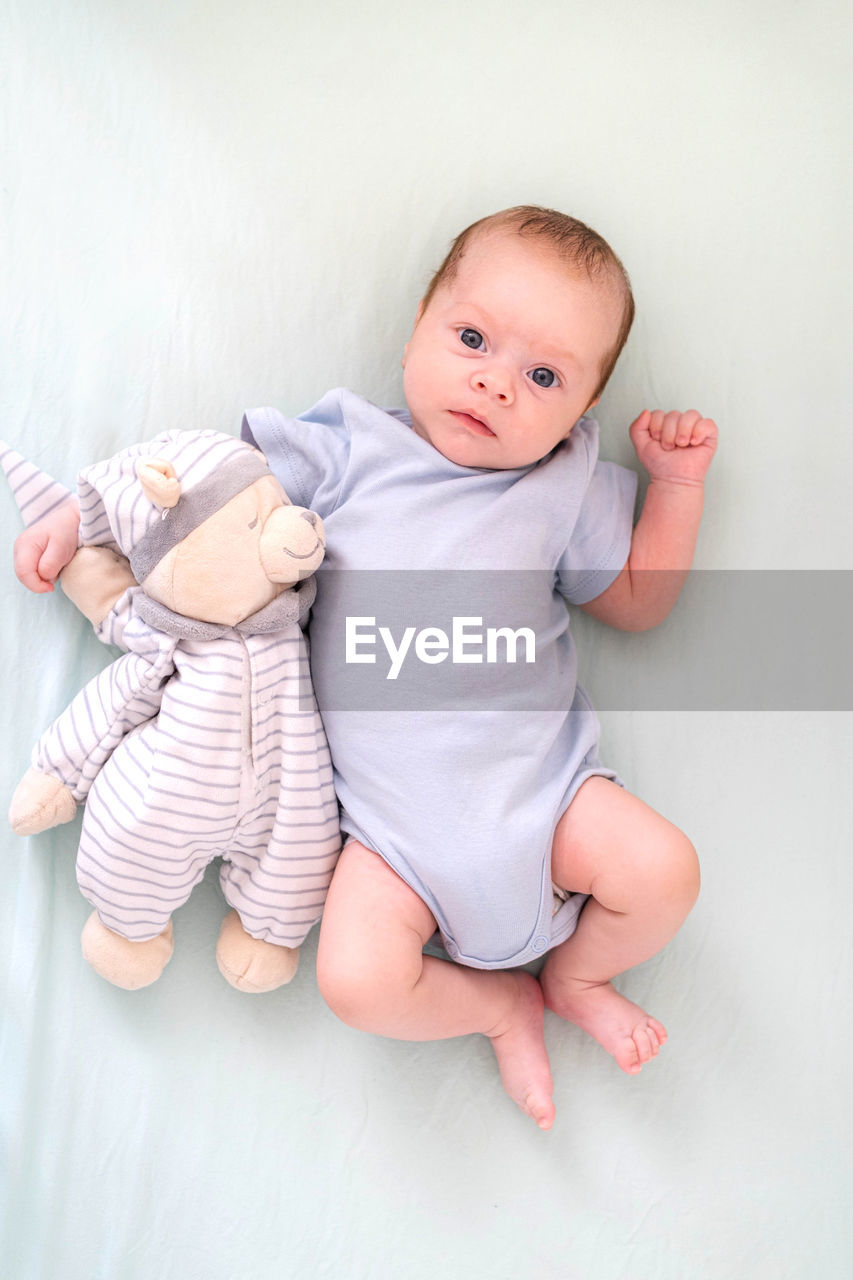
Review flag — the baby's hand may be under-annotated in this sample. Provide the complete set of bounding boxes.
[629,409,718,486]
[13,501,81,593]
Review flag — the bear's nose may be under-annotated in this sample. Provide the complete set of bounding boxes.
[258,504,325,583]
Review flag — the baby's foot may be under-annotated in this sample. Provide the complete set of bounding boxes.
[488,972,555,1130]
[542,974,667,1075]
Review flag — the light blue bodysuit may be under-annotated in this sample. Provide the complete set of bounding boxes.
[243,389,637,969]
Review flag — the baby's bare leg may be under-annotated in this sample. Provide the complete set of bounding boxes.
[542,777,700,1074]
[317,841,555,1129]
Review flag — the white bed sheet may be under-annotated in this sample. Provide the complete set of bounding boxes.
[2,3,851,1277]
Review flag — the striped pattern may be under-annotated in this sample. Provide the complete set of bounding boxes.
[0,443,75,528]
[76,430,264,557]
[3,432,340,948]
[34,609,340,945]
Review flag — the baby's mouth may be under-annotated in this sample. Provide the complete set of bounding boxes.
[449,410,496,437]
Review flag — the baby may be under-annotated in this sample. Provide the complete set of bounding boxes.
[15,206,716,1129]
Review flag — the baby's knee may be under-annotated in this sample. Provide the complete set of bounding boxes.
[654,827,701,911]
[316,944,374,1028]
[316,930,419,1031]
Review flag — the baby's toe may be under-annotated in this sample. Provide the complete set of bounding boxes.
[639,1018,669,1062]
[615,1037,644,1073]
[526,1093,556,1131]
[649,1017,668,1045]
[635,1031,655,1065]
[628,1021,661,1067]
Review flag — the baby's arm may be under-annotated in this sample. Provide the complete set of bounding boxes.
[581,409,718,630]
[13,500,81,593]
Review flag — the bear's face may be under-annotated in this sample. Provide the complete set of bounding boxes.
[141,475,325,625]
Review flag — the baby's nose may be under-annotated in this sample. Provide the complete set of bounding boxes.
[471,367,513,403]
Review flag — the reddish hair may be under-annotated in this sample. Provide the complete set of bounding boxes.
[421,205,635,400]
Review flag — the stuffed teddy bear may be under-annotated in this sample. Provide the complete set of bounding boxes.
[2,430,340,992]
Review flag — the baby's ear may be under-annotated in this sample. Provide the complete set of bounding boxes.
[402,300,427,368]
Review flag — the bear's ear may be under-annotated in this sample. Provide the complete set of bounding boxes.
[137,458,181,509]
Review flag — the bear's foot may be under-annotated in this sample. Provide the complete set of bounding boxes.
[81,911,174,989]
[9,768,77,835]
[216,910,299,993]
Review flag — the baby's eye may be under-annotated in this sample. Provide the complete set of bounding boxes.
[528,367,558,388]
[248,515,259,529]
[459,328,485,350]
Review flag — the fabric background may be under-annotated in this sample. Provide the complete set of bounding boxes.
[2,2,851,1277]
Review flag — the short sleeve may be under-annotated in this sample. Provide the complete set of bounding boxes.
[556,458,638,605]
[241,389,351,516]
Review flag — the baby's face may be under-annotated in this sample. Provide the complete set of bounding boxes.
[402,231,621,470]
